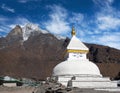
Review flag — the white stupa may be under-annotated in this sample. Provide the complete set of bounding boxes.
[52,27,118,88]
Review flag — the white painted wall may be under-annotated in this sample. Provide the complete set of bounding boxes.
[3,83,16,87]
[68,53,87,60]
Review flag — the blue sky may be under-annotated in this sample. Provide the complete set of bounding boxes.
[0,0,120,50]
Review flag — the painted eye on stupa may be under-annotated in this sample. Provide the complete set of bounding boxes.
[73,54,77,57]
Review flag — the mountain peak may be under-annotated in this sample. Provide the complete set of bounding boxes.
[8,25,22,36]
[5,23,66,42]
[22,23,49,41]
[15,25,21,29]
[25,23,40,31]
[6,25,23,41]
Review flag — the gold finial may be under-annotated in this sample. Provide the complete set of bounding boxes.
[71,26,76,36]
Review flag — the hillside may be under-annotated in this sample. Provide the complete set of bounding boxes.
[0,24,120,80]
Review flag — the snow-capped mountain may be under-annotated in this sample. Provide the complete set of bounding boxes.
[22,23,66,41]
[0,23,67,48]
[0,23,120,80]
[22,23,49,41]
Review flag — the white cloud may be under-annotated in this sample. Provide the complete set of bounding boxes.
[9,24,17,29]
[98,32,120,49]
[0,25,11,35]
[15,17,30,25]
[105,42,120,49]
[69,13,84,25]
[94,0,120,31]
[86,32,120,50]
[7,17,30,29]
[7,17,29,27]
[0,16,8,21]
[16,0,120,50]
[107,0,114,3]
[1,4,15,13]
[0,16,30,35]
[99,33,120,42]
[93,0,114,8]
[44,5,70,34]
[18,0,28,3]
[18,0,39,3]
[97,15,120,30]
[87,0,120,49]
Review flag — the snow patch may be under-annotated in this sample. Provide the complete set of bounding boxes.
[22,23,66,41]
[22,23,49,41]
[54,34,66,40]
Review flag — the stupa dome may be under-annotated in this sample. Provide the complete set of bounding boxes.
[53,60,102,77]
[51,27,118,89]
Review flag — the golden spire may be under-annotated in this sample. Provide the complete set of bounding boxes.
[71,26,76,36]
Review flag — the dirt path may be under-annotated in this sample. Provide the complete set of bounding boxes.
[0,86,36,93]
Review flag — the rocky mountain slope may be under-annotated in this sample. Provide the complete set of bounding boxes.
[0,24,120,80]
